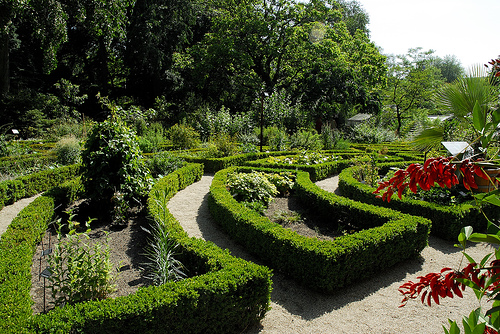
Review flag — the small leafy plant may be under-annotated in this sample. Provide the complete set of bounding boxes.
[272,210,303,226]
[227,171,295,208]
[47,211,117,307]
[352,153,379,187]
[227,171,278,206]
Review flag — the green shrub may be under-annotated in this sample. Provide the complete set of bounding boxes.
[262,89,307,133]
[54,135,81,165]
[44,119,94,141]
[81,114,151,206]
[320,125,336,150]
[348,122,398,143]
[263,126,289,151]
[139,122,166,153]
[227,171,278,205]
[147,152,185,178]
[168,123,200,150]
[202,133,240,158]
[351,153,379,187]
[289,129,322,150]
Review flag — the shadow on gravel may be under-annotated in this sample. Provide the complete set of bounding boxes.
[195,188,426,323]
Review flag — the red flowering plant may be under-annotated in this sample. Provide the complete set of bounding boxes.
[375,58,500,333]
[374,154,500,333]
[376,158,500,332]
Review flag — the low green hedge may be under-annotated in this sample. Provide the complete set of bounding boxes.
[338,163,491,240]
[183,151,296,173]
[0,164,81,210]
[29,163,272,333]
[208,167,431,293]
[0,183,69,333]
[242,154,403,182]
[0,154,58,175]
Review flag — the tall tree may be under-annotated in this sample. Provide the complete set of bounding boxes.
[384,48,443,135]
[334,0,370,36]
[185,0,385,119]
[1,0,67,96]
[126,0,207,105]
[432,54,464,83]
[56,0,133,96]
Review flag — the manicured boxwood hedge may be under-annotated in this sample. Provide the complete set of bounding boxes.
[183,151,298,173]
[25,163,272,334]
[338,163,495,240]
[208,166,431,293]
[0,164,81,210]
[0,154,58,175]
[242,154,403,182]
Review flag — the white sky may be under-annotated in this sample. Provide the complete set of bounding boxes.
[360,0,500,69]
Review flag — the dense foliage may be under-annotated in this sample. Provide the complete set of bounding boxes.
[81,111,151,207]
[0,0,389,135]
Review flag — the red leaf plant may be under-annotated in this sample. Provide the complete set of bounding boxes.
[375,156,500,333]
[398,261,500,308]
[373,157,490,202]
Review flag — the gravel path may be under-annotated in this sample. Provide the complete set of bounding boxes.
[168,174,496,334]
[0,194,41,237]
[1,176,495,333]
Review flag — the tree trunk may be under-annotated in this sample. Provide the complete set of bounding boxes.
[396,106,402,137]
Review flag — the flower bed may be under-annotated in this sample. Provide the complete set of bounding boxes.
[208,166,431,292]
[1,163,272,334]
[338,163,492,240]
[243,152,403,182]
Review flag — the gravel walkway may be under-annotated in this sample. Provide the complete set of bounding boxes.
[1,176,495,333]
[168,174,495,334]
[0,194,41,237]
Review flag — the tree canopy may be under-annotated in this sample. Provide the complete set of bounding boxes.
[2,0,387,132]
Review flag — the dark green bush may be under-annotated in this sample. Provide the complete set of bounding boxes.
[54,135,81,165]
[146,151,185,178]
[81,114,151,205]
[168,124,200,150]
[289,129,322,150]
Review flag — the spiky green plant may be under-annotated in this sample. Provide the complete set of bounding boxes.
[141,192,186,285]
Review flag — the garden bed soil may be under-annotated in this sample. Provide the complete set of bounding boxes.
[264,196,358,241]
[30,201,152,314]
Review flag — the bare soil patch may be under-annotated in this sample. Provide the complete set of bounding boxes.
[264,195,359,241]
[30,201,153,314]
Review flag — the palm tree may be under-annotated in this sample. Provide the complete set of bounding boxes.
[413,65,499,157]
